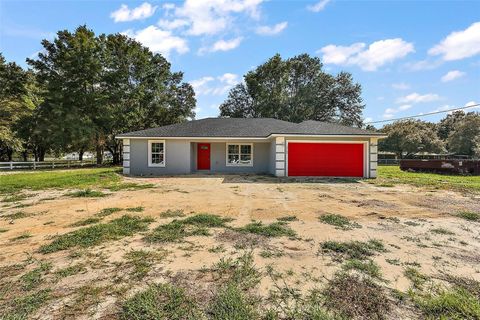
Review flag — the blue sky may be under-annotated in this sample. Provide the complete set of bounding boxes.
[1,0,479,127]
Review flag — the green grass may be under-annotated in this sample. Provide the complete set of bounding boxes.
[416,288,480,319]
[54,263,86,278]
[95,207,122,218]
[320,239,385,261]
[160,209,186,218]
[11,232,32,241]
[455,211,480,222]
[0,228,8,233]
[144,214,225,243]
[0,168,121,194]
[107,182,155,191]
[70,217,102,227]
[430,228,456,235]
[236,221,296,238]
[120,283,202,320]
[20,262,52,291]
[68,188,106,198]
[208,282,258,319]
[0,289,51,320]
[39,215,153,253]
[277,215,298,222]
[404,267,429,290]
[342,259,382,279]
[2,211,32,220]
[1,193,31,203]
[126,206,144,212]
[319,214,361,230]
[376,166,480,194]
[124,249,167,279]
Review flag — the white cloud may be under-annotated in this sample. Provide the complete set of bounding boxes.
[396,93,441,104]
[255,21,288,36]
[158,19,189,30]
[382,104,412,119]
[123,26,189,57]
[162,0,264,36]
[318,38,414,71]
[429,22,480,61]
[191,73,240,96]
[111,2,157,22]
[199,37,243,54]
[404,59,442,71]
[441,70,465,82]
[307,0,331,12]
[364,117,373,123]
[392,82,410,90]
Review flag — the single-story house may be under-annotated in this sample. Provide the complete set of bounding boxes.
[116,118,386,178]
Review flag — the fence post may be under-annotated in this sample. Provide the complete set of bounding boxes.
[52,162,55,169]
[10,162,13,170]
[33,161,36,170]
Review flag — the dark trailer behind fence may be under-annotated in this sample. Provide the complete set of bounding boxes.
[400,159,480,175]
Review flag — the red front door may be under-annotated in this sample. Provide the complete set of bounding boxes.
[197,143,211,170]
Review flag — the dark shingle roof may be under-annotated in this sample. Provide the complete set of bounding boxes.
[116,118,383,138]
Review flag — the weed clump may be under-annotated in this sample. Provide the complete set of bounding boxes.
[237,221,296,238]
[319,214,362,230]
[39,215,153,253]
[455,211,479,222]
[160,209,186,218]
[70,217,101,227]
[320,239,385,261]
[68,189,106,198]
[120,283,202,320]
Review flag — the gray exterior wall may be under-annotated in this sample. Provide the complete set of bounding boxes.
[129,139,191,176]
[206,142,270,174]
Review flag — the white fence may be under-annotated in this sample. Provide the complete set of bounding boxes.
[0,160,102,171]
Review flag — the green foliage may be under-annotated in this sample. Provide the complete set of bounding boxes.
[320,239,385,261]
[210,252,261,289]
[455,211,479,222]
[404,267,429,290]
[120,283,202,320]
[11,232,32,241]
[237,221,296,237]
[39,215,153,253]
[208,283,259,320]
[181,213,232,228]
[276,215,298,222]
[319,214,361,230]
[68,188,106,198]
[0,168,121,194]
[220,53,364,126]
[379,119,445,158]
[126,206,144,212]
[430,228,455,235]
[446,112,480,156]
[2,211,31,220]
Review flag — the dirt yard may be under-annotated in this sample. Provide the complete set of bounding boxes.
[1,173,479,319]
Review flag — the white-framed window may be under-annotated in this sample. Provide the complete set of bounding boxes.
[226,143,253,166]
[148,140,166,167]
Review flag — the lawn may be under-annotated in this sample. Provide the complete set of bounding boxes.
[0,168,122,194]
[376,166,480,194]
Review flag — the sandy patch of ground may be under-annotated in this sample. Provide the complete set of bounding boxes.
[0,174,479,319]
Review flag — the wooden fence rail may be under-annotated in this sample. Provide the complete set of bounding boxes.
[0,160,109,171]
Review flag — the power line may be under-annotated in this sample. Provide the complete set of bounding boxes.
[365,103,480,125]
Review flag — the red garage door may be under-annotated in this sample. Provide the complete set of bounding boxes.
[288,142,364,177]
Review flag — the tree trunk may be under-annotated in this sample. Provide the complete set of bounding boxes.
[105,144,120,165]
[79,149,84,161]
[22,151,28,162]
[96,144,103,165]
[7,148,13,162]
[39,148,45,162]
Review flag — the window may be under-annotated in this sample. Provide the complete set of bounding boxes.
[148,140,165,167]
[226,143,253,166]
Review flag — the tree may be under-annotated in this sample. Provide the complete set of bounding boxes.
[437,110,466,140]
[0,53,30,161]
[27,26,196,164]
[446,113,480,156]
[219,53,365,127]
[379,119,445,159]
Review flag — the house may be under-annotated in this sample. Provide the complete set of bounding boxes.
[116,118,386,178]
